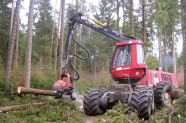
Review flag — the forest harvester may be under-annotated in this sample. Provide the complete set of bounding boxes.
[18,12,178,120]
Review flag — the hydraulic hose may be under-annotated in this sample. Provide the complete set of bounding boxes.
[69,35,90,81]
[72,36,89,60]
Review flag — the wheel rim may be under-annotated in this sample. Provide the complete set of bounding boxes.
[164,90,172,106]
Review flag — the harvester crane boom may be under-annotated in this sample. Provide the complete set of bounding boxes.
[63,12,135,78]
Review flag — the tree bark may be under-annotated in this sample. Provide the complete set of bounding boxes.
[164,27,167,72]
[122,0,126,34]
[50,0,57,67]
[142,0,146,43]
[181,0,186,94]
[58,0,65,79]
[54,1,62,73]
[14,16,19,69]
[172,26,176,74]
[116,0,119,32]
[17,87,57,96]
[24,0,35,88]
[9,0,15,43]
[158,27,162,66]
[130,0,134,37]
[5,0,22,90]
[0,102,44,113]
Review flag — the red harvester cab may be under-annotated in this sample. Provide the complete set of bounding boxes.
[110,40,147,86]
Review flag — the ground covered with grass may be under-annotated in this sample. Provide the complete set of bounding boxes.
[0,92,185,123]
[0,67,185,122]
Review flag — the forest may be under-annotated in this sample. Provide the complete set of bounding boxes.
[0,0,186,122]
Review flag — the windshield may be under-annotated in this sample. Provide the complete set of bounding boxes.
[113,45,131,68]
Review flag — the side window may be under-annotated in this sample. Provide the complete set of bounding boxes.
[137,44,144,64]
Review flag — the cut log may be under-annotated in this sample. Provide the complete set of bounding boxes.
[17,87,57,96]
[0,102,43,113]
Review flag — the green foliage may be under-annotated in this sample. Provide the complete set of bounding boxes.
[146,55,160,70]
[30,68,58,90]
[32,0,53,64]
[106,101,139,123]
[0,95,82,122]
[0,0,11,60]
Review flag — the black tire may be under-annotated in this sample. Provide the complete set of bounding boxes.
[154,82,173,108]
[131,86,153,120]
[147,87,155,114]
[83,88,108,116]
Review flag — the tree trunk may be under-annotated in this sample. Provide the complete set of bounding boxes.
[14,16,19,69]
[181,0,186,94]
[164,27,167,72]
[24,0,35,88]
[9,0,15,43]
[142,0,146,43]
[54,1,62,73]
[50,0,57,67]
[5,0,21,90]
[58,0,65,79]
[130,0,134,37]
[0,102,44,113]
[116,0,119,32]
[17,87,57,96]
[172,26,176,74]
[122,0,126,34]
[158,27,162,66]
[79,0,82,41]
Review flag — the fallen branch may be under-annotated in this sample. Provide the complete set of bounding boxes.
[17,87,57,96]
[0,102,44,113]
[66,109,78,119]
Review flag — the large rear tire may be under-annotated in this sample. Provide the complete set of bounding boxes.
[83,88,108,116]
[154,82,173,108]
[131,86,153,120]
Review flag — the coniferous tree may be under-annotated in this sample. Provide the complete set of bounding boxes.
[33,0,53,68]
[54,0,62,73]
[181,0,186,94]
[0,0,12,60]
[130,0,134,36]
[58,0,65,79]
[24,0,34,88]
[50,0,57,67]
[5,0,21,90]
[14,16,20,69]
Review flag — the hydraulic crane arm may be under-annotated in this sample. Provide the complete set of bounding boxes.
[62,12,135,80]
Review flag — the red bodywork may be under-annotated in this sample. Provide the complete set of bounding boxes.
[53,74,72,88]
[111,40,146,80]
[138,70,178,87]
[110,40,178,87]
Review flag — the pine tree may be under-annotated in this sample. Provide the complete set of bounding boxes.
[33,0,53,68]
[24,0,34,88]
[181,0,186,94]
[58,0,65,79]
[130,0,134,36]
[0,0,12,60]
[5,0,21,90]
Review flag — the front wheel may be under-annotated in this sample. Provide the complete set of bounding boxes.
[130,86,153,120]
[83,88,108,116]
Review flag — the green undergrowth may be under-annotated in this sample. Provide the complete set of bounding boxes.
[0,95,83,122]
[75,70,111,94]
[105,96,186,123]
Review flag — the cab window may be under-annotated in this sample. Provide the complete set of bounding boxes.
[113,45,131,68]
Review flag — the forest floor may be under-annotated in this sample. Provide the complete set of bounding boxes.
[0,88,186,123]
